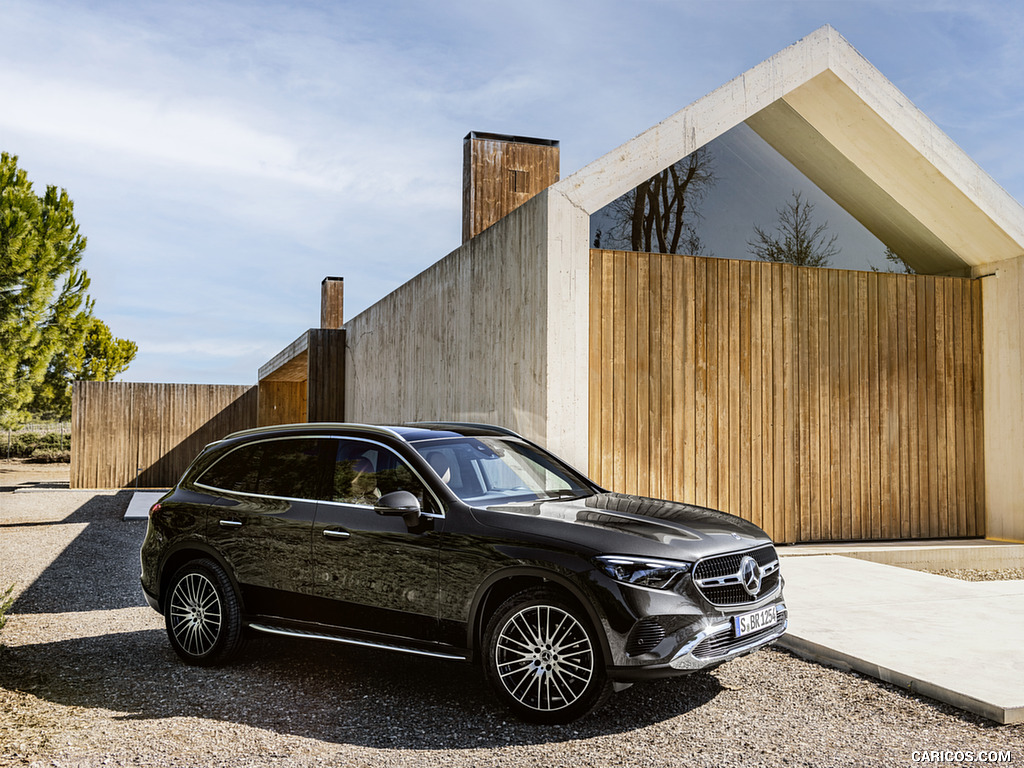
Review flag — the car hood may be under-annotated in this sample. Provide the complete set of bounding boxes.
[475,492,772,560]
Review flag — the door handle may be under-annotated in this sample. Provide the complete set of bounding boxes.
[322,529,351,540]
[219,519,242,528]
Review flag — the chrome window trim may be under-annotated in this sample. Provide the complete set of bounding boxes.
[193,433,445,518]
[315,497,446,520]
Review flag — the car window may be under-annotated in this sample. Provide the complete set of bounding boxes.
[330,439,429,509]
[198,438,323,500]
[197,444,260,493]
[411,436,594,505]
[255,438,323,499]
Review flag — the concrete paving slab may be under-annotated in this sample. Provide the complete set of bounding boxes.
[124,491,166,520]
[780,538,1024,569]
[777,554,1024,724]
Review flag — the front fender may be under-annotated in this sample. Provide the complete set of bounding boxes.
[465,563,613,667]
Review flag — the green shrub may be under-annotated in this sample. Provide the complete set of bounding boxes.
[36,432,70,451]
[8,432,40,457]
[27,448,71,463]
[4,430,70,459]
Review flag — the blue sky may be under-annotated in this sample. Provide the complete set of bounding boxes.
[2,0,1022,384]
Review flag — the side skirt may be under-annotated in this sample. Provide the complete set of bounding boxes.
[247,622,470,662]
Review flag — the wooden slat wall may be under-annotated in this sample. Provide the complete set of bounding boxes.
[257,380,306,427]
[71,381,258,489]
[589,250,985,543]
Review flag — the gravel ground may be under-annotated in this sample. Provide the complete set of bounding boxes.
[1,464,1022,767]
[923,568,1024,581]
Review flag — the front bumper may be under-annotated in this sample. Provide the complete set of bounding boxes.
[667,602,788,671]
[606,601,788,682]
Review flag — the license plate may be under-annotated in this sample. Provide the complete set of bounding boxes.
[734,606,778,637]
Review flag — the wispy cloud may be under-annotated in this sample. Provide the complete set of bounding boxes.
[2,0,1023,385]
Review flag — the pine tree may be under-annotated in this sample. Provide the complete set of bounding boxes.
[0,153,135,427]
[30,318,139,420]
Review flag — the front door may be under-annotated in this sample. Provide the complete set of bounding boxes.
[312,437,441,641]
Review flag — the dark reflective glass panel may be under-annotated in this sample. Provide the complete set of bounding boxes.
[330,440,427,507]
[590,123,902,273]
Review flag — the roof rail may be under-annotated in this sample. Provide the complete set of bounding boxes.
[404,421,524,439]
[223,422,408,443]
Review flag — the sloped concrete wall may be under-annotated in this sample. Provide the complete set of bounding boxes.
[344,189,590,468]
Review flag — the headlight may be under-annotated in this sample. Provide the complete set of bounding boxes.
[594,555,692,590]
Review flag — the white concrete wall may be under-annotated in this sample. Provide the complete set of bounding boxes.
[345,190,592,470]
[541,190,591,470]
[346,194,547,439]
[978,256,1024,542]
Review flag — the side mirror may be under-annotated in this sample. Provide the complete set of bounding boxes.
[375,490,422,525]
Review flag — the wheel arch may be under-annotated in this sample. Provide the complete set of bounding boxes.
[467,567,611,667]
[157,542,244,614]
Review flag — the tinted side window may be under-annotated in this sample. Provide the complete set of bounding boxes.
[198,438,324,500]
[330,440,428,508]
[256,438,323,499]
[198,444,260,493]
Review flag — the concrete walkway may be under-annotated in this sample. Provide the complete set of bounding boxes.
[776,553,1024,724]
[124,490,166,519]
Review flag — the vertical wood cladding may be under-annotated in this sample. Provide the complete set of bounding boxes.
[462,132,559,242]
[306,329,346,423]
[257,380,306,427]
[320,277,345,330]
[589,250,985,543]
[71,382,257,488]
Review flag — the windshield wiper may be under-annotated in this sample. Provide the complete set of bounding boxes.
[544,489,588,500]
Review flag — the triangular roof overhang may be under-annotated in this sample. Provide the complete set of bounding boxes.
[554,25,1024,274]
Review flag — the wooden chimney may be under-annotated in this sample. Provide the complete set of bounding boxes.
[462,132,559,243]
[320,276,344,329]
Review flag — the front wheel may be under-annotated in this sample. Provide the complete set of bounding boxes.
[483,588,612,723]
[164,559,244,666]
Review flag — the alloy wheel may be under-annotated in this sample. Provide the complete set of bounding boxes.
[493,604,595,712]
[168,571,223,658]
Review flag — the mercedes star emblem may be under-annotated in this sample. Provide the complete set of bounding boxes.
[739,556,762,596]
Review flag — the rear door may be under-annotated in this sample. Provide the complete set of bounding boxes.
[198,437,327,618]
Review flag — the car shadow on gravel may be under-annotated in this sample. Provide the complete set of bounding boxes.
[6,497,145,616]
[0,624,725,747]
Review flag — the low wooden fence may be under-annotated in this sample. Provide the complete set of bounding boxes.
[71,382,258,489]
[589,250,985,544]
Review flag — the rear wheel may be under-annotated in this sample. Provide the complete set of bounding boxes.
[164,559,244,666]
[483,588,612,723]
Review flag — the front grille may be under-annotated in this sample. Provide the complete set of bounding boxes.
[692,545,780,606]
[691,620,782,660]
[625,618,666,656]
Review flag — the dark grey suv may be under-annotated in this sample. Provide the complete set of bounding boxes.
[140,422,786,723]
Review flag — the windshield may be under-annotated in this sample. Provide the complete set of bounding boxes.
[410,436,596,505]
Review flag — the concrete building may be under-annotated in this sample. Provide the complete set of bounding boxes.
[264,26,1024,544]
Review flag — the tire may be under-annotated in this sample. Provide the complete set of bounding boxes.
[483,587,612,723]
[164,559,244,666]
